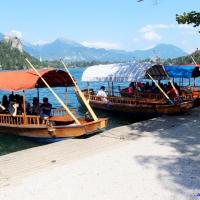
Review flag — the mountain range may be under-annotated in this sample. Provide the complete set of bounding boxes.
[0,33,188,62]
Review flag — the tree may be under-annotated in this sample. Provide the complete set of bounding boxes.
[176,11,200,30]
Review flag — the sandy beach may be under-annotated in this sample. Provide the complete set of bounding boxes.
[0,108,200,200]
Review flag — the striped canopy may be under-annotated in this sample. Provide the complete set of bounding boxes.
[82,62,168,82]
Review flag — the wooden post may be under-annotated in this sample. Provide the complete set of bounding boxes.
[23,90,27,125]
[61,60,98,121]
[25,58,81,125]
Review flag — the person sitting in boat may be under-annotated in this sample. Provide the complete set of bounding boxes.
[127,83,134,96]
[185,85,192,95]
[174,82,181,95]
[137,82,144,92]
[128,83,137,96]
[31,97,41,115]
[1,95,9,112]
[166,85,178,99]
[144,82,151,93]
[8,95,19,117]
[0,103,5,113]
[40,97,52,123]
[151,82,157,94]
[96,86,108,103]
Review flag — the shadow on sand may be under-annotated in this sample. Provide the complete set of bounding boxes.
[123,108,200,197]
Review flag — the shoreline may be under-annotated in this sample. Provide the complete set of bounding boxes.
[0,108,200,199]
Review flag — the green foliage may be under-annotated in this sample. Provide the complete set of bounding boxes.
[176,11,200,31]
[164,49,200,65]
[0,40,117,70]
[0,40,41,70]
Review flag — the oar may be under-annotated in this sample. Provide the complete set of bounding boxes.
[25,58,81,125]
[140,63,174,104]
[61,60,98,121]
[191,56,198,65]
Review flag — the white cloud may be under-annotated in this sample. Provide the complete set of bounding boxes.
[142,31,162,41]
[5,30,22,39]
[137,24,169,41]
[139,24,173,33]
[81,41,120,50]
[33,40,51,45]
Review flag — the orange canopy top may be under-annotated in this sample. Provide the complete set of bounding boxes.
[0,69,74,91]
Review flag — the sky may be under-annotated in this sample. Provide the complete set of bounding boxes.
[0,0,199,52]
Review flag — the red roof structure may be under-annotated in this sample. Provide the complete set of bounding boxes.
[0,69,74,91]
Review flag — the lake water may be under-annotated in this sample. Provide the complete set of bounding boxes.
[0,68,139,156]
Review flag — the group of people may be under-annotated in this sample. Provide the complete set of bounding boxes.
[0,94,52,120]
[126,81,181,98]
[96,81,190,101]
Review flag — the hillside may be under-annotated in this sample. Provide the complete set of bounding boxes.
[165,49,200,65]
[0,40,41,70]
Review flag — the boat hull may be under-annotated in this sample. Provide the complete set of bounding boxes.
[0,118,107,143]
[76,91,193,116]
[87,100,193,115]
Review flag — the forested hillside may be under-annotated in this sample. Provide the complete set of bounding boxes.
[0,40,41,70]
[165,49,200,65]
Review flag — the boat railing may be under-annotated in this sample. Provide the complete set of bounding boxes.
[0,108,77,126]
[85,93,167,105]
[51,108,77,118]
[0,114,40,126]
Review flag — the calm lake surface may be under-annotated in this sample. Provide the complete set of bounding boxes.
[0,68,139,156]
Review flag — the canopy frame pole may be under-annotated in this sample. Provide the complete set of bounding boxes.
[23,90,27,125]
[61,60,98,121]
[112,82,114,96]
[108,81,110,96]
[25,58,80,125]
[161,65,178,96]
[87,82,90,101]
[140,63,174,104]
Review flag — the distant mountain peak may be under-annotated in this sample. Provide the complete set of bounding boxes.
[53,37,83,47]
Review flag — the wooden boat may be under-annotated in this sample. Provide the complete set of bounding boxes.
[164,64,200,107]
[77,62,193,117]
[0,60,107,143]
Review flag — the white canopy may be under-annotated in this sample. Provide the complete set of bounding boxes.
[82,62,155,82]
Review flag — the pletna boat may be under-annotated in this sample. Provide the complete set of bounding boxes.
[77,62,193,117]
[0,59,108,143]
[164,64,200,106]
